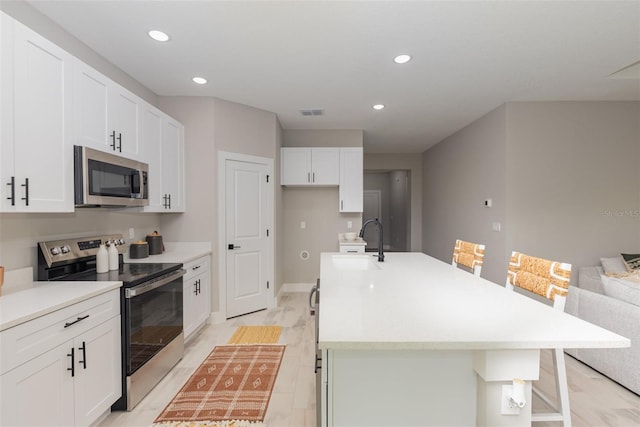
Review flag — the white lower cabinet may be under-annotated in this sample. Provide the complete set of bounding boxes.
[0,290,121,427]
[183,256,211,339]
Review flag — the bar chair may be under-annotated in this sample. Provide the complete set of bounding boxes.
[506,251,572,427]
[452,239,485,276]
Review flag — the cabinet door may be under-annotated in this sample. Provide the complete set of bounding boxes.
[281,147,312,185]
[74,316,122,426]
[161,116,185,211]
[1,13,15,211]
[108,87,140,159]
[311,148,339,185]
[6,17,74,212]
[0,342,75,427]
[193,270,210,332]
[73,60,110,152]
[339,148,363,212]
[140,106,164,211]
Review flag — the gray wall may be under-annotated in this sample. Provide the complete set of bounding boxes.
[422,102,640,285]
[505,101,640,274]
[0,211,161,277]
[157,97,280,310]
[422,105,507,283]
[281,130,363,284]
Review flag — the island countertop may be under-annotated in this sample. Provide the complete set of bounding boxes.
[318,252,630,351]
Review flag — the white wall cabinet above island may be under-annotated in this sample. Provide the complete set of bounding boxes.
[318,252,630,427]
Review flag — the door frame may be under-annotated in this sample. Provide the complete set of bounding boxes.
[217,151,275,321]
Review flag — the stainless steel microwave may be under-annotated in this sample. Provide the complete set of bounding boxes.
[74,146,149,207]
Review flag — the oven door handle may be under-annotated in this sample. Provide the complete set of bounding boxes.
[125,269,186,298]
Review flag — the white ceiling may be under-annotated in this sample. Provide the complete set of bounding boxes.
[26,0,640,153]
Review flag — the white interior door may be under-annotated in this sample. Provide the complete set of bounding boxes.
[225,159,269,318]
[363,190,382,249]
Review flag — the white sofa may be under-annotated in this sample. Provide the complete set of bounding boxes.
[564,262,640,395]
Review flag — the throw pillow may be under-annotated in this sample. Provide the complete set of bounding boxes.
[600,256,628,274]
[621,253,640,271]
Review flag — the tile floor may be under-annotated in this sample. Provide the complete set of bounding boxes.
[100,293,316,427]
[100,292,639,427]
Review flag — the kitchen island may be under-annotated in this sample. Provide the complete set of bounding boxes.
[318,252,630,426]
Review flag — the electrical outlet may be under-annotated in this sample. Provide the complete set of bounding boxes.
[347,221,353,229]
[300,221,306,229]
[501,385,520,415]
[129,228,135,239]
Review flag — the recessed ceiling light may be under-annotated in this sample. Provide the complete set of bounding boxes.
[192,77,208,85]
[394,54,412,64]
[148,30,170,42]
[373,104,385,110]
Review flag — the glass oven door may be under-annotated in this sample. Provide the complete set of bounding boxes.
[124,269,185,375]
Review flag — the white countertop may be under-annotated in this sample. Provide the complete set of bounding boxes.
[123,241,212,264]
[318,252,631,351]
[0,280,121,331]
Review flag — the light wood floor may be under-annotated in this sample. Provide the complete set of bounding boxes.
[99,292,639,427]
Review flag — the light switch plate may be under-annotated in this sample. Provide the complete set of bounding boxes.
[301,221,306,229]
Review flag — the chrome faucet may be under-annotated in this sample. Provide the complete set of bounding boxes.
[359,218,384,262]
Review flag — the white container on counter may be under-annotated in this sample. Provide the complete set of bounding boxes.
[96,244,108,273]
[108,242,118,270]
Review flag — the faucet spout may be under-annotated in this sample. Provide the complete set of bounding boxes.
[358,218,384,262]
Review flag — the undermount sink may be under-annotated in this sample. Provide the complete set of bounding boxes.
[331,254,381,271]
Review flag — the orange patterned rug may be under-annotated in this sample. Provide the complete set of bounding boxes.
[154,345,284,426]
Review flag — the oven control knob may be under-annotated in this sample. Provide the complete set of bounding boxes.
[61,245,71,254]
[118,239,125,245]
[50,246,61,256]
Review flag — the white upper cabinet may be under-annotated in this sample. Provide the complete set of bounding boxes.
[339,147,363,212]
[141,106,185,212]
[0,12,74,212]
[160,114,185,212]
[73,60,141,160]
[280,147,339,185]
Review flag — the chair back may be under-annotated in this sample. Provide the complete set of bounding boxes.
[452,239,485,276]
[506,251,571,310]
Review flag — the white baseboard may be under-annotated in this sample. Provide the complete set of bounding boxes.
[210,311,226,325]
[280,282,315,293]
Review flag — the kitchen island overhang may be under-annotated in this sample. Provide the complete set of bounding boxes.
[317,252,630,427]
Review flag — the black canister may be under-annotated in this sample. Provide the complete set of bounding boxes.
[129,242,149,259]
[146,234,163,255]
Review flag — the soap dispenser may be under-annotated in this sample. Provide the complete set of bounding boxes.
[96,243,108,273]
[108,241,119,271]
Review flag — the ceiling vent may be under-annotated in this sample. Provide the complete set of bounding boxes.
[299,109,324,117]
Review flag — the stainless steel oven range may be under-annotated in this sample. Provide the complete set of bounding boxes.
[37,234,185,411]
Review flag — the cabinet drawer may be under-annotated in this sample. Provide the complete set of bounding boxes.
[0,289,120,375]
[183,256,210,281]
[339,245,365,254]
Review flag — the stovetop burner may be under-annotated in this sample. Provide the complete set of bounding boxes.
[60,262,183,288]
[37,234,182,287]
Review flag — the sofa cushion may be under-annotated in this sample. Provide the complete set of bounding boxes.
[600,256,628,274]
[602,276,640,307]
[621,253,640,271]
